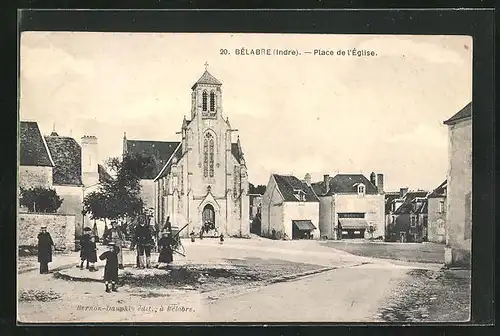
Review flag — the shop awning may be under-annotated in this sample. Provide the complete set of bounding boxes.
[338,218,369,230]
[292,220,317,231]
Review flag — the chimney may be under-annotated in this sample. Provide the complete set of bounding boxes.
[323,174,330,194]
[122,132,127,156]
[400,187,408,198]
[304,173,311,186]
[81,135,99,187]
[370,172,377,187]
[376,174,384,193]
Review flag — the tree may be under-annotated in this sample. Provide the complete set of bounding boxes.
[19,187,63,213]
[82,152,153,228]
[249,183,266,195]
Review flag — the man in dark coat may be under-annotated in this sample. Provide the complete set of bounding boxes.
[37,226,55,274]
[164,216,172,233]
[79,227,92,270]
[131,219,155,269]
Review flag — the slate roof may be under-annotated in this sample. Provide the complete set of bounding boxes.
[444,102,472,125]
[19,121,54,167]
[312,174,378,196]
[125,140,181,179]
[44,135,83,185]
[231,143,243,163]
[98,164,112,183]
[273,174,319,202]
[428,180,447,198]
[191,70,222,90]
[393,191,429,214]
[154,144,184,180]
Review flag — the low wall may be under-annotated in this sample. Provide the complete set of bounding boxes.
[18,212,75,252]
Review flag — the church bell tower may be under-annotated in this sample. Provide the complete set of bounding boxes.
[191,63,223,120]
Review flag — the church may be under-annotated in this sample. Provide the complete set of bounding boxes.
[135,67,250,238]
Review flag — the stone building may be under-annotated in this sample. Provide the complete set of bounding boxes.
[19,121,55,190]
[427,180,447,244]
[385,188,429,243]
[261,174,319,240]
[443,102,472,267]
[152,68,250,237]
[312,173,385,240]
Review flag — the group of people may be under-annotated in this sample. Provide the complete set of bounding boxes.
[36,217,225,293]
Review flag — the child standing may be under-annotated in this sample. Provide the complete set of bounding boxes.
[87,236,98,272]
[99,242,119,293]
[219,233,224,245]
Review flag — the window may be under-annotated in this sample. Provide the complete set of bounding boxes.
[338,213,365,219]
[439,200,445,213]
[294,190,306,202]
[410,216,416,227]
[203,132,215,178]
[202,91,208,111]
[179,165,184,193]
[210,91,216,112]
[357,184,365,195]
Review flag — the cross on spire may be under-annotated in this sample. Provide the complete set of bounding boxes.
[204,61,209,70]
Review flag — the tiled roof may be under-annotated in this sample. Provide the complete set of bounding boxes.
[312,174,378,196]
[273,174,319,203]
[191,70,222,90]
[393,191,429,214]
[44,135,83,185]
[125,140,181,179]
[385,192,401,213]
[428,180,447,198]
[98,164,112,183]
[444,102,472,125]
[19,121,54,167]
[155,144,184,180]
[231,143,243,163]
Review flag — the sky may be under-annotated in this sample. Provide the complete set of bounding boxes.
[19,32,472,191]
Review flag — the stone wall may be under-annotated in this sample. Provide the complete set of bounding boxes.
[445,118,472,267]
[428,197,446,243]
[18,212,75,252]
[18,166,53,189]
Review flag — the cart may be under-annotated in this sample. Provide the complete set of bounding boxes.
[170,225,186,256]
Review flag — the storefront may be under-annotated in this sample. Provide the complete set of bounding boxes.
[338,215,368,239]
[292,220,316,239]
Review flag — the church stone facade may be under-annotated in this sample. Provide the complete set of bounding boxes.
[153,69,250,238]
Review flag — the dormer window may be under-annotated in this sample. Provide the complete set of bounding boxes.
[357,184,365,195]
[294,189,306,202]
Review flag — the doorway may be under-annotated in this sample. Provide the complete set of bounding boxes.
[202,204,215,232]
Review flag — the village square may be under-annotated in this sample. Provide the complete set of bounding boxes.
[18,33,472,323]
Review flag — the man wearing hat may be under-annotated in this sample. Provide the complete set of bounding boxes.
[131,215,155,269]
[105,220,125,269]
[37,226,55,274]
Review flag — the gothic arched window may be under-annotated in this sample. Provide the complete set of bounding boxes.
[210,91,216,112]
[203,132,215,178]
[202,91,208,111]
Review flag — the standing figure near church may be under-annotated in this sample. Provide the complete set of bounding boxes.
[164,216,172,233]
[219,233,224,245]
[131,218,155,269]
[157,231,175,268]
[105,221,125,269]
[99,242,119,293]
[79,227,92,270]
[37,226,55,274]
[87,236,98,272]
[190,230,195,242]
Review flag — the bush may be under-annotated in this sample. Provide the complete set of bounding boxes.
[19,187,63,213]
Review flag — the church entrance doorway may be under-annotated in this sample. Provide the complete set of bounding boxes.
[202,204,216,234]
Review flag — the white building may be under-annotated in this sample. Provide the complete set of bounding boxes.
[261,174,320,240]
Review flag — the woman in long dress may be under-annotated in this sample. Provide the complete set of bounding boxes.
[157,231,174,268]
